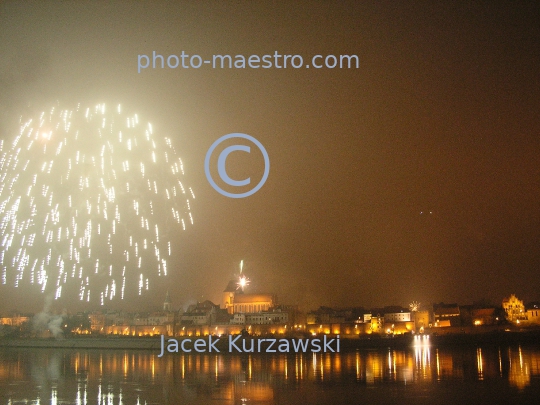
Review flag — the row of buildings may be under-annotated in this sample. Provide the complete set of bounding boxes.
[84,283,300,337]
[308,294,540,335]
[1,282,540,338]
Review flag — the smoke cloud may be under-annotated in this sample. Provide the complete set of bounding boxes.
[32,294,66,339]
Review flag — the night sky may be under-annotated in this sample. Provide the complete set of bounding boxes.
[1,1,539,312]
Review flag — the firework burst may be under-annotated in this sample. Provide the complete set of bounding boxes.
[0,103,194,304]
[237,274,250,291]
[236,259,249,291]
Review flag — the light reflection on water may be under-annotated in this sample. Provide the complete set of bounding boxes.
[1,342,540,404]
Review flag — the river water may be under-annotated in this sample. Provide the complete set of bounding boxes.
[1,341,539,404]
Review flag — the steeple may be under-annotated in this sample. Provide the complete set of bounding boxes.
[163,290,172,312]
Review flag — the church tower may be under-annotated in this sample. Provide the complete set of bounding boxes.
[223,280,238,314]
[163,290,172,312]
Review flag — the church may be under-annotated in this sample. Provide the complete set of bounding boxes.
[222,280,276,314]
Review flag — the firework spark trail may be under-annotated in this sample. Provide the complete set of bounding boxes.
[0,103,194,303]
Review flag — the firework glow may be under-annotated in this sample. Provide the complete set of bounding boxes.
[237,274,250,291]
[236,259,250,291]
[0,103,194,304]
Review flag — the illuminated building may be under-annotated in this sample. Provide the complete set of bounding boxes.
[525,305,540,325]
[0,314,30,326]
[233,293,275,314]
[370,315,383,333]
[245,309,288,325]
[384,311,411,323]
[222,280,237,314]
[180,300,219,325]
[89,312,106,332]
[222,280,275,315]
[413,310,431,332]
[433,303,460,327]
[502,294,527,323]
[230,313,246,325]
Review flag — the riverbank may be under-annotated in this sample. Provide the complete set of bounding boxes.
[0,336,162,349]
[1,329,540,351]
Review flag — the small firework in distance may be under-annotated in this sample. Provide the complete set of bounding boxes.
[409,301,420,312]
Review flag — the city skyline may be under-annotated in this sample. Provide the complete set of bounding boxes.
[1,274,537,317]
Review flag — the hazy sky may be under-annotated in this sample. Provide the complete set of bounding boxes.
[1,1,539,312]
